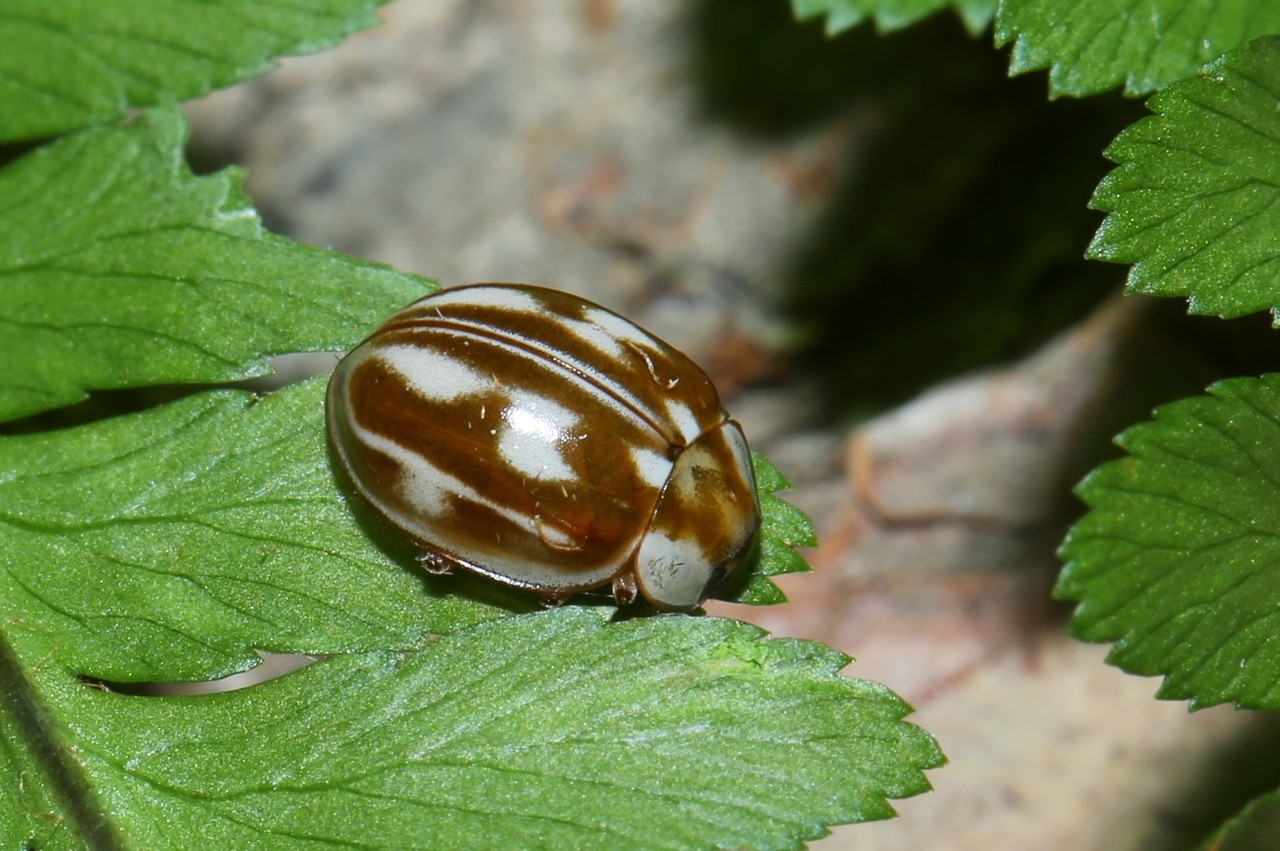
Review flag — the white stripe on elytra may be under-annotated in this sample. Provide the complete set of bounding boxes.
[662,398,703,445]
[498,390,580,481]
[376,343,489,401]
[424,286,544,313]
[583,306,659,354]
[630,444,672,490]
[427,289,703,444]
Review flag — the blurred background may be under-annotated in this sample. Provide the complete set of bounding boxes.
[185,2,1280,847]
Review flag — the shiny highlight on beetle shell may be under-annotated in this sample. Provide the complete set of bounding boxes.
[326,283,761,611]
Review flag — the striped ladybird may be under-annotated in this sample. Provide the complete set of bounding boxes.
[326,283,760,611]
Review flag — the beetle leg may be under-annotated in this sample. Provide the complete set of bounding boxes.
[537,590,572,608]
[612,572,638,606]
[416,551,456,575]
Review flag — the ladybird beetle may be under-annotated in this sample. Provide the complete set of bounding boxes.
[326,283,760,611]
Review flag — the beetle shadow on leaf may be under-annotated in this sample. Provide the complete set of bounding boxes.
[328,468,543,614]
[331,470,710,619]
[322,451,637,616]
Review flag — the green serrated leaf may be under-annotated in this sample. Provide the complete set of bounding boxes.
[0,378,520,684]
[1087,37,1280,319]
[0,108,429,422]
[791,0,995,36]
[716,454,815,606]
[0,0,387,142]
[995,0,1280,98]
[752,453,818,553]
[27,608,940,848]
[732,573,789,606]
[762,493,819,554]
[751,450,794,494]
[954,0,997,34]
[1058,374,1280,710]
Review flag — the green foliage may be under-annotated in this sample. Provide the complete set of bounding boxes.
[0,3,942,847]
[729,454,817,605]
[1058,376,1280,710]
[996,0,1280,98]
[0,109,426,422]
[0,0,387,142]
[797,0,1280,99]
[33,609,940,849]
[792,0,994,36]
[1089,36,1280,318]
[1049,30,1280,717]
[0,379,521,683]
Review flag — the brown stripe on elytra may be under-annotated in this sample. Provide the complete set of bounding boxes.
[344,332,664,576]
[388,288,724,446]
